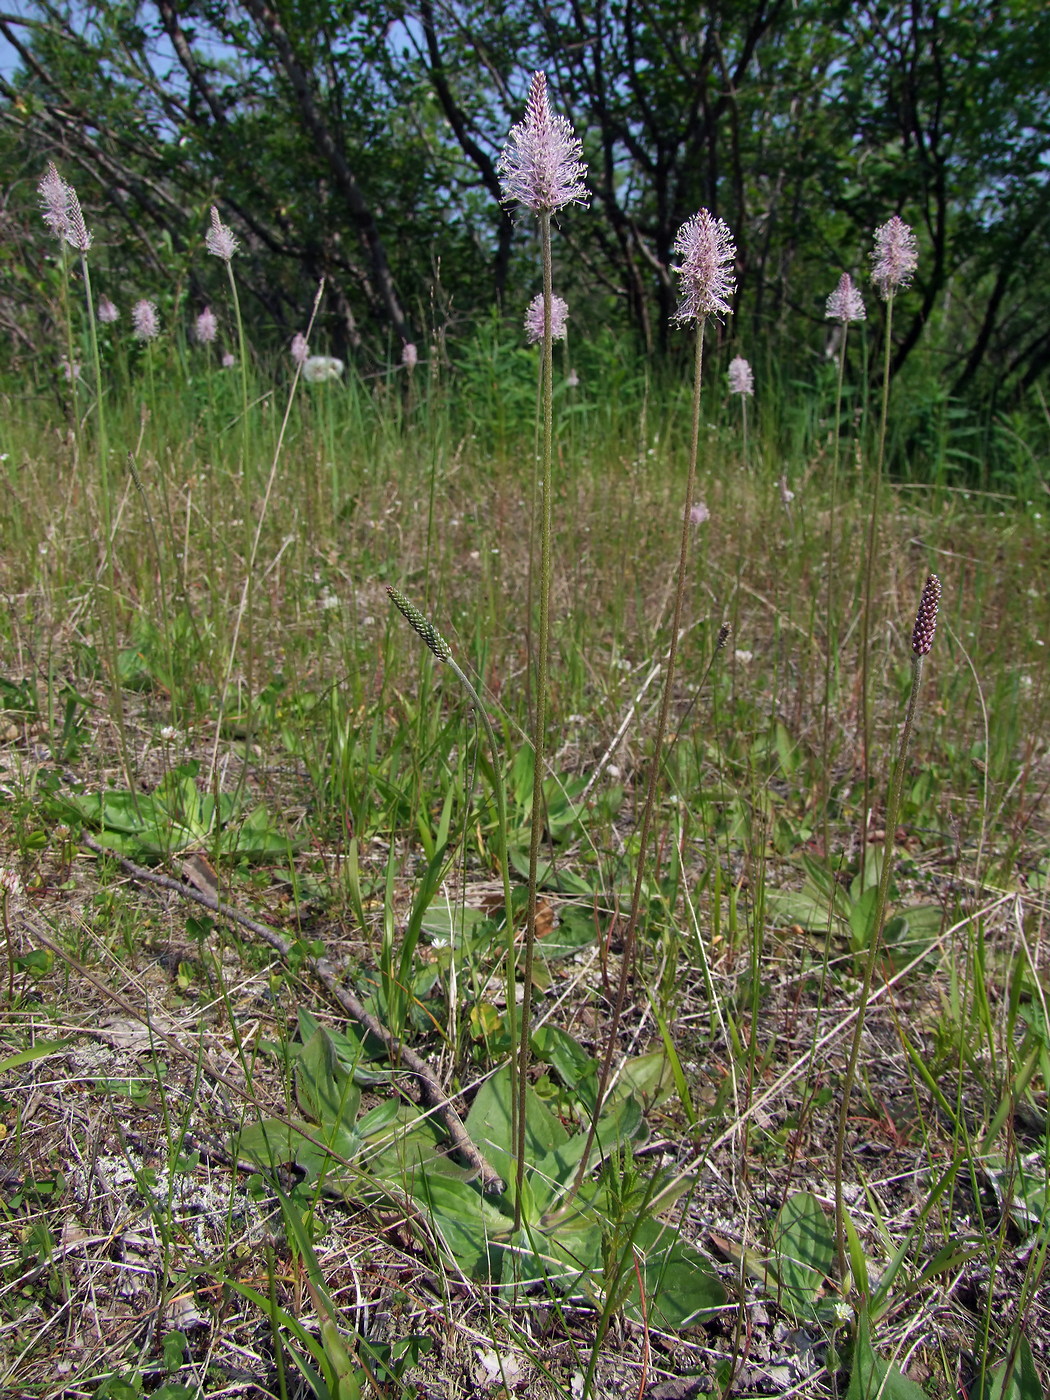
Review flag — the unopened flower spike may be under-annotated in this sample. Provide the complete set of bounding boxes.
[498,71,588,214]
[387,586,452,662]
[911,574,941,656]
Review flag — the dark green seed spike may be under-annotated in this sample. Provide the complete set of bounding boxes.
[387,586,452,661]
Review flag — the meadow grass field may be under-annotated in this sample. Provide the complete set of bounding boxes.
[2,166,1050,1400]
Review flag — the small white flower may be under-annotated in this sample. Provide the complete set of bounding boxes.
[302,355,345,383]
[734,649,753,664]
[0,868,23,897]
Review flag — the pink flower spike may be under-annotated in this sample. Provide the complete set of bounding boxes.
[498,71,588,214]
[728,356,754,395]
[672,209,736,324]
[38,161,91,251]
[825,273,866,323]
[205,206,238,262]
[132,299,160,340]
[871,216,918,298]
[97,296,119,324]
[222,352,236,368]
[38,162,70,241]
[524,292,569,344]
[291,332,309,365]
[690,501,710,526]
[195,307,218,343]
[401,341,418,370]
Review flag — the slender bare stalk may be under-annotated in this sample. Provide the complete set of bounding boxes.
[570,207,736,1199]
[858,217,918,881]
[822,275,866,857]
[385,584,518,1122]
[834,574,941,1280]
[495,70,588,1228]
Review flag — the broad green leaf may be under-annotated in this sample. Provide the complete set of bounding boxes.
[849,885,880,949]
[410,1172,513,1281]
[616,1049,677,1111]
[771,1191,836,1318]
[535,906,598,958]
[530,1095,644,1213]
[976,1333,1043,1400]
[619,1219,727,1330]
[294,1028,362,1131]
[465,1065,568,1195]
[0,1039,70,1072]
[763,885,847,933]
[532,1024,598,1108]
[848,1310,930,1400]
[235,1117,323,1172]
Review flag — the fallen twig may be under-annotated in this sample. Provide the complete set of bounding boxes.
[74,834,505,1194]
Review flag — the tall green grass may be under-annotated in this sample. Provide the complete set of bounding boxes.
[1,229,1049,1398]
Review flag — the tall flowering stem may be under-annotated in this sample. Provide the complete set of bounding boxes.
[822,274,866,856]
[38,162,136,784]
[728,355,754,470]
[386,585,517,1074]
[498,71,587,1224]
[834,575,941,1281]
[206,206,250,465]
[572,208,735,1199]
[859,218,918,879]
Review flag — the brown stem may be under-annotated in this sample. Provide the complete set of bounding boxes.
[78,834,504,1194]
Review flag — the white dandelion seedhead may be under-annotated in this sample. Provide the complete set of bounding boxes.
[302,355,345,383]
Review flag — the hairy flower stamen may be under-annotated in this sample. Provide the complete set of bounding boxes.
[872,216,918,298]
[524,293,569,344]
[498,71,588,214]
[672,209,736,324]
[826,273,866,323]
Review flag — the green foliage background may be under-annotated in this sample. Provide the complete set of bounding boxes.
[1,0,1049,440]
